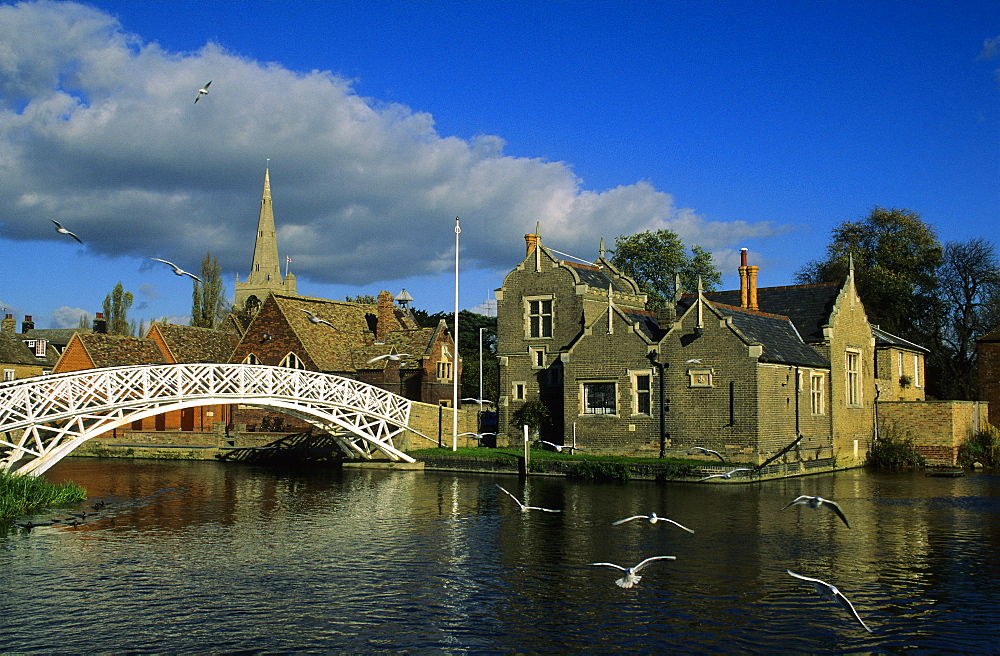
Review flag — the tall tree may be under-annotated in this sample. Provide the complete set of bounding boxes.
[420,310,498,401]
[924,238,1000,400]
[795,207,943,341]
[191,252,226,329]
[609,229,722,310]
[102,282,134,336]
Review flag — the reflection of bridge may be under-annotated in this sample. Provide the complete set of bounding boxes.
[0,364,416,476]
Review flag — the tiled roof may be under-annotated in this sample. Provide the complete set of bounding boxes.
[682,282,842,342]
[77,333,167,368]
[0,332,38,366]
[152,323,239,363]
[710,302,829,367]
[872,325,929,353]
[355,327,436,369]
[274,294,376,372]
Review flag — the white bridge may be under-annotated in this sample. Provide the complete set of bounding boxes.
[0,364,418,476]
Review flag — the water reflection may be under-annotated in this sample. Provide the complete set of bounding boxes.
[0,459,998,653]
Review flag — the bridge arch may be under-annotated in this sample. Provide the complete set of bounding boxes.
[0,364,418,476]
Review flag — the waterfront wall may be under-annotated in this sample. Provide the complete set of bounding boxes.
[879,400,988,465]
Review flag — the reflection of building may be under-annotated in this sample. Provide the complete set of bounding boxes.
[497,229,940,468]
[233,168,297,314]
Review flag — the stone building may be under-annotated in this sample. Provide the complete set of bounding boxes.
[496,231,923,468]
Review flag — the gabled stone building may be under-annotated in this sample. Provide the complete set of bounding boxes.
[496,231,917,468]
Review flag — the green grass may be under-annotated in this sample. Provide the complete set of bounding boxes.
[408,446,729,468]
[0,471,87,521]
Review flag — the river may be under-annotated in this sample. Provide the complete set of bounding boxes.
[1,458,998,653]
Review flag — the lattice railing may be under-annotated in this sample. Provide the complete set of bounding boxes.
[0,364,415,476]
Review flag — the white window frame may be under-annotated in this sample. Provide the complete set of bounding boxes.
[33,339,46,357]
[280,352,306,369]
[3,369,14,382]
[581,381,617,416]
[524,296,554,339]
[630,370,652,416]
[846,350,861,407]
[810,372,825,415]
[913,353,921,388]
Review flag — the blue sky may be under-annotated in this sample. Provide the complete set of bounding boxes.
[0,0,997,329]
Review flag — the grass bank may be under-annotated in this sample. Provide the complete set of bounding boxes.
[0,472,87,521]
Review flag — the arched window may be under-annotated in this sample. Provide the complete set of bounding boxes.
[243,353,261,365]
[280,352,306,369]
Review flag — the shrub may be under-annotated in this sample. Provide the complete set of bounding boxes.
[866,420,926,468]
[958,424,1000,467]
[569,461,631,481]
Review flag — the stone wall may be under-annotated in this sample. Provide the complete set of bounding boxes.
[879,400,989,465]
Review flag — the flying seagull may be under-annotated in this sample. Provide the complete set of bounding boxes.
[194,80,212,103]
[782,495,851,528]
[698,467,753,482]
[787,570,872,633]
[495,484,560,513]
[50,219,83,243]
[689,446,726,463]
[298,307,335,328]
[367,353,412,363]
[611,513,694,533]
[458,432,496,441]
[150,258,201,282]
[538,440,584,454]
[685,358,703,364]
[588,556,677,589]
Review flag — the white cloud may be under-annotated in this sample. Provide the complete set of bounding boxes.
[51,306,91,329]
[0,2,790,291]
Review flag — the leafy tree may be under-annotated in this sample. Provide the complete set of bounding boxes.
[345,294,378,304]
[609,229,722,310]
[924,238,1000,399]
[420,310,498,401]
[102,282,134,336]
[795,207,943,342]
[191,252,227,329]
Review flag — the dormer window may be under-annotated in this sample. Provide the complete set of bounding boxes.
[243,353,261,365]
[33,339,46,357]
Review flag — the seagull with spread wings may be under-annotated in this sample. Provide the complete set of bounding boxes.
[496,484,560,513]
[698,467,753,482]
[538,440,584,454]
[689,446,726,463]
[298,307,335,328]
[50,219,83,244]
[150,258,201,282]
[611,513,694,533]
[367,353,412,364]
[588,556,677,588]
[787,570,872,633]
[195,80,212,103]
[782,495,851,528]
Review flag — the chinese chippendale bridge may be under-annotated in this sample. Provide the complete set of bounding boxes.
[0,364,422,476]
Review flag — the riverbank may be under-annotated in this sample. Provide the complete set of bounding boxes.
[0,471,86,521]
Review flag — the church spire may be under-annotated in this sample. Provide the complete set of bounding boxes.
[234,167,297,311]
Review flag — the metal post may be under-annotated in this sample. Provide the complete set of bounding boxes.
[523,424,529,472]
[452,217,460,451]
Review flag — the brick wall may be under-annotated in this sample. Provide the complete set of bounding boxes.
[879,400,988,465]
[978,337,1000,425]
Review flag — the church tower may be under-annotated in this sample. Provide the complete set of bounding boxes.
[234,168,297,313]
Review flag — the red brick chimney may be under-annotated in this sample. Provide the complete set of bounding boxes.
[524,232,539,256]
[376,291,395,341]
[21,315,34,332]
[92,312,107,334]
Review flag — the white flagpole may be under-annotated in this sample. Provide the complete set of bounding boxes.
[453,217,461,451]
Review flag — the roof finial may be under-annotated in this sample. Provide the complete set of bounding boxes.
[599,236,606,259]
[848,250,855,273]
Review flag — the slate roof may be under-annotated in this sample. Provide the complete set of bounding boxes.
[21,328,79,349]
[563,261,630,294]
[681,282,842,342]
[978,325,1000,344]
[621,309,665,341]
[871,325,929,353]
[74,333,167,368]
[710,302,829,367]
[151,323,239,363]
